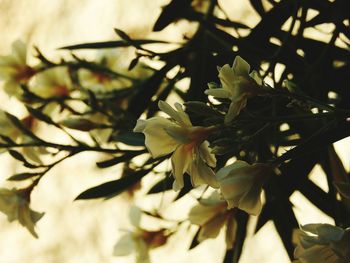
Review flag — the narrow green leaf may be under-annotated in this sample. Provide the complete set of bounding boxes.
[8,150,40,169]
[147,175,173,194]
[60,40,170,50]
[9,150,28,163]
[7,172,41,181]
[75,168,151,200]
[26,106,56,125]
[0,135,15,145]
[112,131,145,146]
[189,228,201,250]
[96,151,144,168]
[5,112,41,141]
[128,57,140,71]
[114,28,131,41]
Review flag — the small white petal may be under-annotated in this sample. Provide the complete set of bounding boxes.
[232,56,250,77]
[133,119,147,132]
[198,213,226,241]
[113,233,135,256]
[142,117,179,158]
[129,206,142,227]
[238,183,263,216]
[204,88,231,98]
[171,145,192,190]
[164,125,191,144]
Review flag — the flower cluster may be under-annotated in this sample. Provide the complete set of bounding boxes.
[134,56,272,216]
[205,56,264,123]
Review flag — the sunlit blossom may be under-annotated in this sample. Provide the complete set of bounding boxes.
[113,207,169,263]
[134,100,218,190]
[30,66,72,98]
[216,160,273,215]
[294,224,350,263]
[0,40,36,98]
[189,191,237,248]
[205,56,263,123]
[0,187,44,238]
[0,110,43,163]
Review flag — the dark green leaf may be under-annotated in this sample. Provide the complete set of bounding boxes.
[114,28,132,41]
[128,57,140,71]
[8,150,40,169]
[249,0,265,16]
[26,106,56,125]
[7,172,41,181]
[129,64,173,117]
[5,112,41,141]
[153,0,190,32]
[112,131,145,146]
[147,175,173,194]
[189,228,201,250]
[9,150,29,163]
[96,151,144,168]
[0,135,15,145]
[60,39,170,50]
[75,168,151,200]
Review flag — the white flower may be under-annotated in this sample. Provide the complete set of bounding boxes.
[0,40,36,98]
[30,67,72,98]
[79,50,151,96]
[189,191,237,249]
[0,188,44,238]
[294,224,350,263]
[205,56,263,123]
[0,111,43,163]
[113,207,168,263]
[216,160,272,215]
[134,100,218,190]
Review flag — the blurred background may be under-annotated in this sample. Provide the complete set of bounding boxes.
[0,0,347,262]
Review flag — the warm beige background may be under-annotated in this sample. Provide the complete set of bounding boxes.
[0,1,345,262]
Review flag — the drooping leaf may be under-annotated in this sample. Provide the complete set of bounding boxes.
[189,228,201,250]
[111,131,145,146]
[75,168,151,200]
[153,0,191,32]
[147,175,174,194]
[96,151,145,168]
[7,172,42,181]
[60,39,170,50]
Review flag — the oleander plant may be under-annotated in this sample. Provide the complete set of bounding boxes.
[0,0,349,262]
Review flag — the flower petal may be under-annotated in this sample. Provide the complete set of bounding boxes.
[198,213,226,241]
[204,88,231,98]
[158,100,191,127]
[232,56,250,77]
[198,141,216,167]
[188,157,218,188]
[142,117,179,158]
[249,70,262,85]
[238,183,263,215]
[189,203,223,225]
[113,233,135,256]
[224,98,247,123]
[164,125,191,144]
[171,145,192,191]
